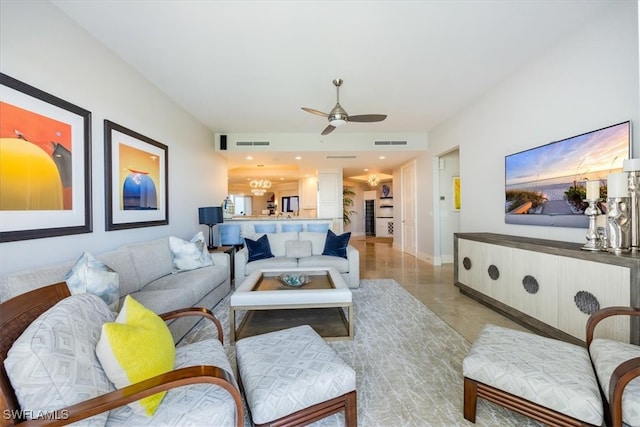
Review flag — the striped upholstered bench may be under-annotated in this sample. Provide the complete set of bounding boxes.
[463,324,603,426]
[235,325,356,426]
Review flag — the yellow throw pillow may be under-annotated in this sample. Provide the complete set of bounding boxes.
[96,295,175,416]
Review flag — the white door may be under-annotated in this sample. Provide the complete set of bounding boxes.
[401,161,417,255]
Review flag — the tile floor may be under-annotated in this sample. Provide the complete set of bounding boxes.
[351,236,530,343]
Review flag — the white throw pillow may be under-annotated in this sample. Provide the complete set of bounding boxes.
[5,294,115,427]
[169,231,212,273]
[64,251,120,311]
[285,240,312,258]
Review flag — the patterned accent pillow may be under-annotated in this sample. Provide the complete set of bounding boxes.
[168,232,212,273]
[5,294,115,427]
[96,295,175,416]
[64,251,120,311]
[322,230,351,259]
[245,234,275,263]
[285,240,312,258]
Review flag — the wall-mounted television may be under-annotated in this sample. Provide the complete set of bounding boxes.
[505,121,631,228]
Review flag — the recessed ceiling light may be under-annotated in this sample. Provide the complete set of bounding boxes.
[246,156,253,160]
[295,156,302,160]
[379,156,386,160]
[280,177,284,180]
[364,168,369,172]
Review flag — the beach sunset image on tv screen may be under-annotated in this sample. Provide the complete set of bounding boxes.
[505,121,631,228]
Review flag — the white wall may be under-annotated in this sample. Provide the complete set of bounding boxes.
[437,150,460,263]
[0,1,228,275]
[423,1,639,259]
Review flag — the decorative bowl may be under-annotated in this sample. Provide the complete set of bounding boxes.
[277,273,311,287]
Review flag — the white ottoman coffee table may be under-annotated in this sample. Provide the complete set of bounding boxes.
[229,267,353,343]
[236,325,357,426]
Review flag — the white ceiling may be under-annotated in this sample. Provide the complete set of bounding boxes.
[52,0,616,183]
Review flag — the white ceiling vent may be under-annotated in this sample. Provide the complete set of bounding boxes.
[374,140,407,146]
[236,141,270,146]
[326,155,357,159]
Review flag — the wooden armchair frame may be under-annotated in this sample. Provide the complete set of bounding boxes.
[586,306,640,427]
[0,283,244,427]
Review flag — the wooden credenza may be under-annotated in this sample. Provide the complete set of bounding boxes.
[454,233,640,345]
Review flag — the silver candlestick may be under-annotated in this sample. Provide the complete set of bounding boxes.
[582,199,602,251]
[607,197,631,253]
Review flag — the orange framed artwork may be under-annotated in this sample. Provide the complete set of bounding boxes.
[0,73,92,242]
[104,120,168,230]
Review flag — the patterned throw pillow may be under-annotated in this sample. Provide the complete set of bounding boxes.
[5,294,115,427]
[96,295,176,417]
[168,231,212,273]
[245,234,275,263]
[322,230,351,259]
[64,251,120,311]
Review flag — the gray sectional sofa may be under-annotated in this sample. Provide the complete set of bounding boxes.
[0,237,231,343]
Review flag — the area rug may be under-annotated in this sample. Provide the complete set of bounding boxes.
[180,279,542,426]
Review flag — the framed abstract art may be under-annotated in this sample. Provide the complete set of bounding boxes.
[0,73,92,242]
[104,120,168,231]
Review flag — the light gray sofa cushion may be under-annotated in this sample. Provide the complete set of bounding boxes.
[127,239,173,285]
[145,266,226,299]
[245,257,298,276]
[0,262,73,303]
[127,289,196,316]
[298,255,349,273]
[99,248,142,296]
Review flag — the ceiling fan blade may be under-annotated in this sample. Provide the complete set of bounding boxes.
[348,114,387,123]
[321,124,336,135]
[302,107,329,117]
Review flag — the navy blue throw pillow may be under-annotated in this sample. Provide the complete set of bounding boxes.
[245,234,274,263]
[322,230,351,259]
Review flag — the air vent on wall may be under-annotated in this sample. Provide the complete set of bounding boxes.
[374,140,407,145]
[326,155,357,159]
[235,141,270,146]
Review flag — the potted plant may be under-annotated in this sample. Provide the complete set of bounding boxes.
[343,187,356,225]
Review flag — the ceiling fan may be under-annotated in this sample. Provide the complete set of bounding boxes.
[302,78,387,135]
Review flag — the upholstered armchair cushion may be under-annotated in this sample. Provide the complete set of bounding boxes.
[4,294,115,427]
[590,338,640,426]
[463,324,603,425]
[236,325,355,425]
[106,339,238,426]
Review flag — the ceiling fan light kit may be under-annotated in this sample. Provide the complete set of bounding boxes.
[302,78,387,135]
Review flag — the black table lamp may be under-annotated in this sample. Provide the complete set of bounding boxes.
[198,206,223,249]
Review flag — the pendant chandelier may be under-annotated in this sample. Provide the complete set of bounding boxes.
[367,174,380,187]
